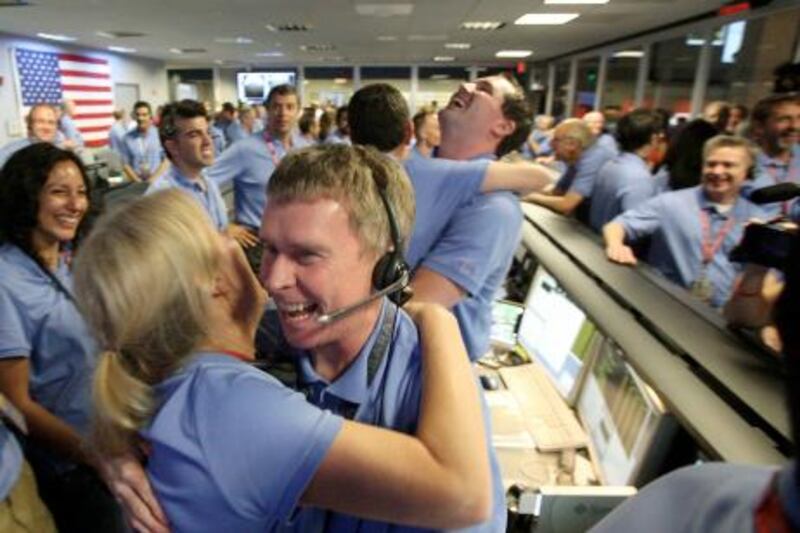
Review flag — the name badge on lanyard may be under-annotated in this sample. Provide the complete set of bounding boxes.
[690,209,736,304]
[262,131,284,167]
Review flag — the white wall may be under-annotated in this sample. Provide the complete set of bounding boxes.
[0,33,168,145]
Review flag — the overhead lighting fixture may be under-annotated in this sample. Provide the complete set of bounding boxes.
[496,50,532,58]
[613,50,644,58]
[433,56,455,62]
[214,37,254,44]
[515,13,580,25]
[97,30,146,39]
[108,46,136,53]
[408,34,447,42]
[255,51,284,57]
[264,24,277,32]
[300,44,336,52]
[355,3,413,17]
[37,33,76,42]
[169,48,183,54]
[333,77,349,84]
[377,36,398,42]
[445,42,471,50]
[545,0,608,3]
[460,21,505,31]
[430,74,450,80]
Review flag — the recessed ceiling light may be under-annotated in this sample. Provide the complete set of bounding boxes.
[445,43,471,50]
[108,46,137,53]
[613,50,644,58]
[264,24,277,32]
[255,51,284,57]
[300,44,336,52]
[460,21,505,31]
[37,33,76,42]
[545,0,608,3]
[515,13,580,25]
[169,48,183,54]
[433,56,455,62]
[377,36,398,42]
[215,37,253,44]
[355,3,413,17]
[496,50,532,58]
[408,34,447,42]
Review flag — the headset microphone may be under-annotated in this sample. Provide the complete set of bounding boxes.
[749,182,800,205]
[316,271,410,325]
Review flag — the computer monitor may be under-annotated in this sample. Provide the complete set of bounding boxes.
[577,337,676,486]
[236,71,296,104]
[517,267,596,403]
[490,300,524,350]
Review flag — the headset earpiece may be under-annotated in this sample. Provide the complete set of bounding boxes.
[372,181,410,298]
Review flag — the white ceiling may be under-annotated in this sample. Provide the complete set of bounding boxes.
[0,0,729,67]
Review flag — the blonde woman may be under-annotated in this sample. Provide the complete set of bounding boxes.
[73,190,490,532]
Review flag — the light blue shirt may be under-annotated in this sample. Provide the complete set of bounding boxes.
[142,353,343,533]
[325,131,351,145]
[0,138,34,169]
[0,424,22,500]
[596,132,619,156]
[287,300,507,533]
[615,186,766,308]
[0,244,96,452]
[59,115,84,149]
[592,462,800,533]
[402,155,488,268]
[146,166,229,231]
[206,132,310,228]
[208,125,226,157]
[589,152,655,232]
[555,141,617,199]
[120,126,163,179]
[226,121,248,145]
[422,192,522,360]
[653,166,670,194]
[526,129,553,158]
[742,144,800,219]
[108,121,130,155]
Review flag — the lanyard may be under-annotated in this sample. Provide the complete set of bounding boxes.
[699,209,736,265]
[297,303,397,421]
[261,131,284,168]
[218,348,255,363]
[764,156,798,215]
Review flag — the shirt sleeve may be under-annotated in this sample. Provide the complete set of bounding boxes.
[620,179,656,213]
[0,286,31,359]
[421,193,522,296]
[190,367,343,523]
[206,142,242,189]
[614,195,664,241]
[569,147,610,198]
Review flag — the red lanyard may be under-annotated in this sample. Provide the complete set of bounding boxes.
[262,131,284,167]
[755,473,793,533]
[218,348,255,363]
[699,209,736,265]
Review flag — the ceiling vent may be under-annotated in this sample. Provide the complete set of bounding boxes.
[277,23,312,32]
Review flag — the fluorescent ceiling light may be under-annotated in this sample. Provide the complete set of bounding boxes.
[108,46,136,53]
[377,36,398,42]
[169,48,183,54]
[255,51,284,57]
[433,56,455,62]
[460,21,505,31]
[515,13,579,25]
[545,0,608,3]
[496,50,532,58]
[408,34,447,42]
[613,50,643,58]
[37,33,76,42]
[214,37,253,44]
[355,3,413,17]
[445,43,471,50]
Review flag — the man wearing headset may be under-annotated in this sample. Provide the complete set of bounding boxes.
[603,135,766,308]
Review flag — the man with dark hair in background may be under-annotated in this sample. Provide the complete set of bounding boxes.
[146,99,228,232]
[589,109,662,232]
[411,106,440,158]
[207,84,309,270]
[325,105,351,145]
[120,101,168,183]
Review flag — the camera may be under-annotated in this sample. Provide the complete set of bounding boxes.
[729,222,796,271]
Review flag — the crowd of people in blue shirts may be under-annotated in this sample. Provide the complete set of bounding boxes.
[0,71,798,533]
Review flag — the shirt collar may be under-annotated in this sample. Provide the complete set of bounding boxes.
[169,165,207,192]
[697,186,747,218]
[297,299,389,406]
[1,242,69,282]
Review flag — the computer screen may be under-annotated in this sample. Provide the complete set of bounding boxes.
[577,337,665,485]
[517,267,595,401]
[236,71,296,103]
[490,300,524,349]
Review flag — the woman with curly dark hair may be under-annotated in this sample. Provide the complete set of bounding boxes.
[0,143,124,532]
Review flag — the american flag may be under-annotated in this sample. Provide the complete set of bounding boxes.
[14,47,114,148]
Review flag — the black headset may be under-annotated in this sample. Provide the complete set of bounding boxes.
[371,178,412,305]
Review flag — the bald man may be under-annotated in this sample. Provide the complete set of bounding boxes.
[584,111,619,155]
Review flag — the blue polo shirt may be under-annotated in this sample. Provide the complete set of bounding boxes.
[59,115,84,148]
[421,192,522,360]
[120,126,164,178]
[207,132,310,229]
[592,462,800,533]
[555,141,616,199]
[589,152,655,232]
[286,300,506,533]
[614,186,765,307]
[742,144,800,219]
[0,424,22,500]
[596,133,619,156]
[146,166,229,231]
[208,124,226,157]
[653,166,670,194]
[402,155,488,268]
[142,352,343,533]
[0,244,96,446]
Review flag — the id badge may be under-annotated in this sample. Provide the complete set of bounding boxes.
[690,274,714,303]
